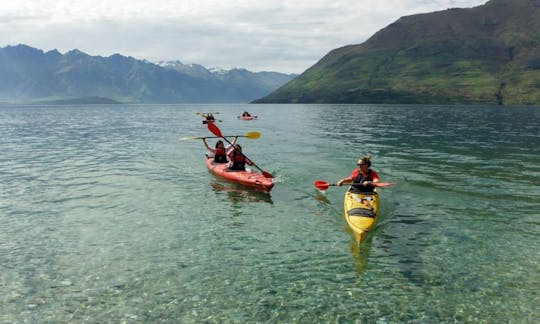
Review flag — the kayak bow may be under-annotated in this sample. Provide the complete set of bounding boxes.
[343,188,380,243]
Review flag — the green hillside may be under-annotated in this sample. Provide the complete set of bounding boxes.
[255,0,540,105]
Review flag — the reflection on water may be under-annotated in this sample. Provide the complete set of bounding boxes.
[314,192,332,204]
[210,181,273,205]
[347,227,371,275]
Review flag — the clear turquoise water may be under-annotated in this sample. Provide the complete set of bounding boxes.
[0,104,538,322]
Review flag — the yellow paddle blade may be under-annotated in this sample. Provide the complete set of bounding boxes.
[245,131,261,139]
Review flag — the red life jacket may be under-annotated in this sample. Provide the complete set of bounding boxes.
[215,147,226,155]
[350,170,376,193]
[214,147,227,163]
[230,151,246,170]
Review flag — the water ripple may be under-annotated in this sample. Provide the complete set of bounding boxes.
[1,104,538,322]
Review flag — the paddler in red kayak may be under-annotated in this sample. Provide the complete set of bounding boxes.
[203,137,238,164]
[337,155,380,193]
[227,144,253,171]
[202,113,216,124]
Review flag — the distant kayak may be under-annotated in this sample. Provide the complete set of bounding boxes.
[343,188,380,243]
[205,156,274,193]
[238,115,257,120]
[197,112,220,124]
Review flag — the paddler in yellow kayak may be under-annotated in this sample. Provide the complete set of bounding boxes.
[337,155,380,193]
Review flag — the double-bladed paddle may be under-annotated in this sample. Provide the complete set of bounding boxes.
[180,131,260,141]
[207,123,273,179]
[314,180,396,191]
[196,112,222,123]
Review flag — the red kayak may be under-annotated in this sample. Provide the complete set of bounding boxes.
[205,156,274,193]
[238,115,256,120]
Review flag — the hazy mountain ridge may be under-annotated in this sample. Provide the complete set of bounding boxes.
[255,0,540,105]
[0,45,296,104]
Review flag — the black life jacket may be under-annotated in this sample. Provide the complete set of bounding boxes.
[214,147,228,163]
[350,169,376,193]
[229,151,246,170]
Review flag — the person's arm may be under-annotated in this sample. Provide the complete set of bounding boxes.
[202,139,215,153]
[337,176,353,186]
[367,171,380,185]
[360,171,380,186]
[224,137,238,153]
[337,169,358,186]
[226,145,234,156]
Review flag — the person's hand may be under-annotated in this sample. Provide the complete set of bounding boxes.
[337,180,343,187]
[362,181,371,186]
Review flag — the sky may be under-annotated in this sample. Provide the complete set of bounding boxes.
[0,0,487,74]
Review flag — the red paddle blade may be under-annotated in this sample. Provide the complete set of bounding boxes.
[207,122,223,137]
[314,180,330,191]
[374,182,397,187]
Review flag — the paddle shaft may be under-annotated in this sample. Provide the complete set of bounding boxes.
[186,135,250,140]
[181,131,259,141]
[315,181,396,190]
[330,182,396,187]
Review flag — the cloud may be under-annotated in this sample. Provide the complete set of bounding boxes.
[0,0,487,73]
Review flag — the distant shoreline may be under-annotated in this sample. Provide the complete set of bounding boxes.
[0,96,123,105]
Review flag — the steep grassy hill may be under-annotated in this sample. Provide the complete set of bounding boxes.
[255,0,540,105]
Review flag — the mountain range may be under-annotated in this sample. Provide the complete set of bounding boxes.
[0,45,296,104]
[255,0,540,105]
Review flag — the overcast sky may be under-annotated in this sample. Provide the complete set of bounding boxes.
[0,0,487,74]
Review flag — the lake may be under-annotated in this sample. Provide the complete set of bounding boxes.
[0,103,538,322]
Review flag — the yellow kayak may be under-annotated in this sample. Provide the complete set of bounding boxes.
[343,188,380,243]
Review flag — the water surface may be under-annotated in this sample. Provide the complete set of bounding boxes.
[0,104,538,322]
